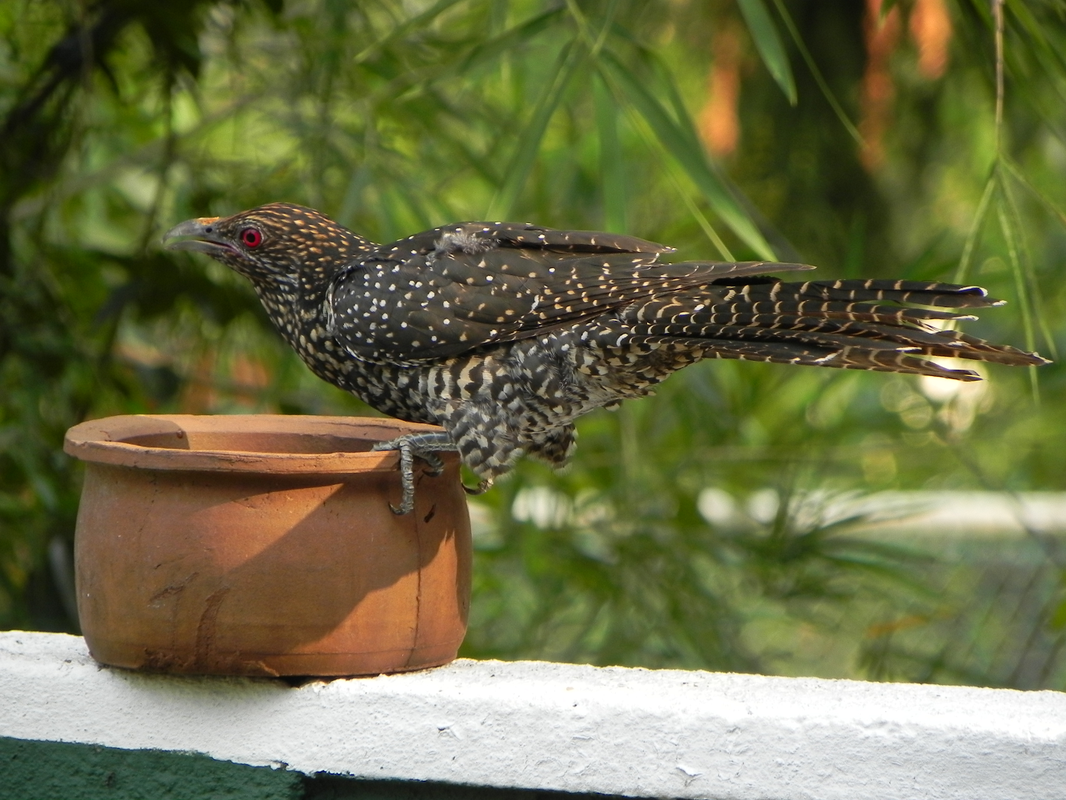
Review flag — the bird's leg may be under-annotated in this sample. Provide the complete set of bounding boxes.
[372,431,457,515]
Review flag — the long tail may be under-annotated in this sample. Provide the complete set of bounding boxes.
[625,278,1049,381]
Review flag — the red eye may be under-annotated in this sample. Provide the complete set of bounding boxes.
[241,228,262,248]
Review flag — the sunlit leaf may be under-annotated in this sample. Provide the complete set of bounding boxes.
[737,0,797,105]
[600,51,776,258]
[486,40,584,220]
[593,73,626,233]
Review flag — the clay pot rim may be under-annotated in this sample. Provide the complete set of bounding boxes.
[64,414,451,474]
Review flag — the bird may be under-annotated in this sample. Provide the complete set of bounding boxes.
[163,202,1048,514]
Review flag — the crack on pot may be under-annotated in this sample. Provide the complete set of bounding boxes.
[194,585,230,665]
[153,552,194,570]
[148,572,199,606]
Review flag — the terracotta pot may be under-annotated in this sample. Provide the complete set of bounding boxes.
[63,414,470,677]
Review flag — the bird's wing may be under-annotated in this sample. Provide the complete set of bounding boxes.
[327,222,810,363]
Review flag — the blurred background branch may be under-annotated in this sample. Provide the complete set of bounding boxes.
[1,0,1063,686]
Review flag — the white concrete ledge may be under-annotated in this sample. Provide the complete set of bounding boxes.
[2,631,1065,800]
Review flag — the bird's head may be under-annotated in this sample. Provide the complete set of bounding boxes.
[163,202,373,288]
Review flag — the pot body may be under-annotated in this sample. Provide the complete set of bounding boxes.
[65,415,470,677]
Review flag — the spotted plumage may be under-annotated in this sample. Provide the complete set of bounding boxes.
[164,202,1048,511]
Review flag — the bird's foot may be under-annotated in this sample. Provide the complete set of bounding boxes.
[372,432,457,515]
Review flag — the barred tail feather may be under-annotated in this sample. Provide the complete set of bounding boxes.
[656,337,984,380]
[796,279,1000,309]
[628,277,1048,381]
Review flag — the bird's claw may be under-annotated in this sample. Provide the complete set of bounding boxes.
[463,479,492,496]
[372,431,457,515]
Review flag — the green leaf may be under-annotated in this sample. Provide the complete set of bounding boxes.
[769,0,862,144]
[353,0,468,65]
[1002,157,1066,229]
[593,73,626,233]
[487,41,585,220]
[600,51,776,259]
[737,0,797,105]
[998,178,1058,363]
[955,170,997,285]
[457,7,565,75]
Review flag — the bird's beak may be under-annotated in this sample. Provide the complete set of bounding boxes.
[162,217,235,256]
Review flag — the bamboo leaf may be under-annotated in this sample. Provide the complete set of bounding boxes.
[354,0,468,65]
[955,170,997,285]
[769,0,862,145]
[737,0,797,105]
[458,7,565,75]
[645,50,799,260]
[1002,157,1066,228]
[999,178,1058,361]
[995,205,1043,400]
[673,175,735,260]
[593,73,626,233]
[1004,0,1066,71]
[487,41,584,220]
[600,51,776,259]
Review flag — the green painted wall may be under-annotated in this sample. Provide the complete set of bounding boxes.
[1,736,300,799]
[0,737,634,800]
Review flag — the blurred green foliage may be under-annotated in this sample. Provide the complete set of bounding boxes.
[1,0,1064,686]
